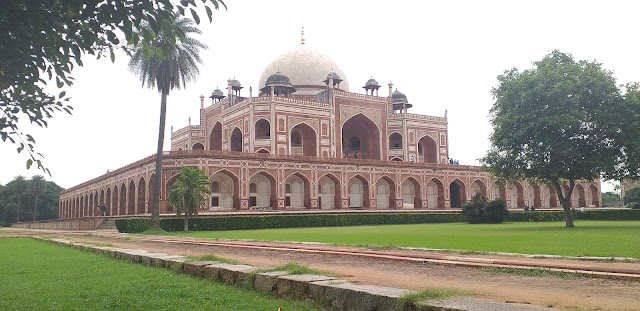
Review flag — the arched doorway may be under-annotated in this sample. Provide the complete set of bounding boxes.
[342,114,380,160]
[449,179,466,208]
[209,122,222,150]
[427,178,445,209]
[348,175,370,208]
[119,183,126,216]
[290,123,317,156]
[574,184,586,208]
[318,174,340,210]
[510,182,524,209]
[137,177,146,214]
[230,127,242,152]
[106,188,112,217]
[148,173,156,214]
[285,173,310,209]
[376,177,395,209]
[402,178,422,209]
[210,171,239,210]
[527,183,541,208]
[249,172,276,209]
[417,135,438,163]
[128,180,136,215]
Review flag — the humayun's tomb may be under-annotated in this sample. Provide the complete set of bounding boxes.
[57,39,602,219]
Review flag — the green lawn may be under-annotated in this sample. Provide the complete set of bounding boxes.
[161,221,640,259]
[0,238,324,311]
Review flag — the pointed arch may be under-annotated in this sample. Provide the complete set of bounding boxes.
[342,113,381,160]
[230,127,243,152]
[192,142,204,150]
[249,171,277,209]
[402,177,422,209]
[417,134,438,163]
[285,172,311,209]
[426,178,445,209]
[490,182,507,202]
[528,183,541,208]
[471,179,487,197]
[575,184,586,208]
[137,177,146,214]
[588,184,599,207]
[510,182,524,209]
[106,187,112,216]
[389,132,403,149]
[256,148,270,154]
[254,118,271,138]
[376,176,396,209]
[449,179,466,208]
[128,180,136,215]
[210,170,240,210]
[348,174,370,208]
[318,173,341,210]
[209,121,222,150]
[290,122,317,157]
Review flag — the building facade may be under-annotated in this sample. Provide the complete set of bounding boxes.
[58,43,602,218]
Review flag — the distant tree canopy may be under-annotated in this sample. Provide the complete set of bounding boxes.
[0,176,63,226]
[601,191,621,203]
[482,50,640,227]
[0,0,225,174]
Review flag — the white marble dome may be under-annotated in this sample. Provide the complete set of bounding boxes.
[259,46,349,95]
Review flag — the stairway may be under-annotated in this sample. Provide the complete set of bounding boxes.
[97,218,117,230]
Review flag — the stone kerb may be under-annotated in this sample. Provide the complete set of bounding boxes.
[37,237,478,311]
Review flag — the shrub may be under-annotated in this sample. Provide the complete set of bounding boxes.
[629,202,640,209]
[0,220,10,227]
[462,194,489,224]
[623,187,640,207]
[485,199,509,223]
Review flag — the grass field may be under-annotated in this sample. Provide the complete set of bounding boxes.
[0,238,324,311]
[160,220,640,259]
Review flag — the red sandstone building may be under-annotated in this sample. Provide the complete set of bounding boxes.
[58,42,601,218]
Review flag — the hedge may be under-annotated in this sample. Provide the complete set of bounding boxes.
[114,209,640,233]
[115,218,150,233]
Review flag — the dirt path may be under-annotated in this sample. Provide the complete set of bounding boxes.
[65,234,640,310]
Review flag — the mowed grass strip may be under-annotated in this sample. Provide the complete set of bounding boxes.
[0,238,325,311]
[163,221,640,259]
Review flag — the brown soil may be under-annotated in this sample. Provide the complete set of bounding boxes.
[65,234,640,311]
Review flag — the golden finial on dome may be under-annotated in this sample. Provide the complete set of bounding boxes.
[301,27,305,45]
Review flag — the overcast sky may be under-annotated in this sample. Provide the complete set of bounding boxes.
[2,0,638,193]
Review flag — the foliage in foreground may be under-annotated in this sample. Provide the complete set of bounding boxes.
[482,50,640,227]
[1,0,225,173]
[0,238,323,310]
[168,167,212,232]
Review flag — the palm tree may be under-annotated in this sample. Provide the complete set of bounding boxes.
[11,176,27,222]
[128,14,208,230]
[30,175,46,221]
[168,167,211,232]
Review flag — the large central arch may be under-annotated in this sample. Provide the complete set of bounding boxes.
[342,113,380,160]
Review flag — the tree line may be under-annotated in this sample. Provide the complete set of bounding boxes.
[0,176,63,226]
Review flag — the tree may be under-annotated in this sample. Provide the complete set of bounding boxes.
[10,176,27,222]
[168,167,211,232]
[128,14,208,231]
[0,0,225,174]
[30,175,47,221]
[462,194,489,224]
[601,191,621,203]
[482,50,640,227]
[623,187,640,208]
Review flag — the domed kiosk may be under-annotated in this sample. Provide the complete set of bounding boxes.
[259,46,349,95]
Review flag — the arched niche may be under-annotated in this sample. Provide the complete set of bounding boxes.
[417,135,438,163]
[318,174,340,210]
[209,122,222,150]
[290,123,317,157]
